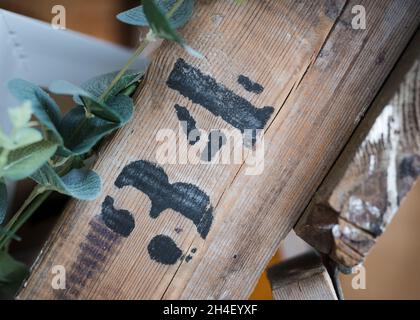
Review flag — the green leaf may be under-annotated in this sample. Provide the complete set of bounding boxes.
[117,0,194,29]
[0,128,42,151]
[143,0,203,58]
[13,128,43,149]
[0,227,21,241]
[8,101,32,128]
[8,79,63,144]
[1,141,58,181]
[0,251,29,299]
[49,80,91,98]
[58,95,133,156]
[107,94,134,125]
[120,82,140,97]
[0,132,10,149]
[57,107,116,156]
[31,164,102,200]
[0,134,13,151]
[0,148,7,169]
[0,181,7,224]
[143,0,184,44]
[117,6,148,26]
[49,81,125,123]
[58,113,108,157]
[0,102,42,151]
[75,70,144,105]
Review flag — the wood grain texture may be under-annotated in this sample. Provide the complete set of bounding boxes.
[295,31,420,272]
[267,252,338,300]
[18,0,420,299]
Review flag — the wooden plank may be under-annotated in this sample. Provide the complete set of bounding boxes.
[295,31,420,272]
[19,0,344,300]
[267,252,338,300]
[18,0,420,299]
[180,0,420,299]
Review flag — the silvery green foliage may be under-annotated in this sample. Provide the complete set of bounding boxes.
[58,106,115,156]
[48,74,137,157]
[75,70,143,104]
[3,76,137,168]
[0,251,29,299]
[0,102,42,151]
[0,70,140,299]
[118,0,202,58]
[1,141,58,181]
[0,7,147,299]
[8,80,62,144]
[117,0,194,29]
[143,0,185,44]
[1,71,140,192]
[31,164,101,200]
[0,102,58,181]
[58,95,133,156]
[0,181,6,224]
[49,80,125,123]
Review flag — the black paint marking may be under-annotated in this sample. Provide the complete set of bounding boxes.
[115,160,214,239]
[175,227,183,234]
[78,242,106,262]
[86,226,116,251]
[191,248,197,253]
[185,255,193,263]
[237,75,264,94]
[201,130,227,162]
[55,218,121,299]
[174,104,201,145]
[166,58,274,137]
[148,235,183,265]
[100,196,135,237]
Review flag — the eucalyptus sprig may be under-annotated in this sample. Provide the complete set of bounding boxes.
[0,0,196,298]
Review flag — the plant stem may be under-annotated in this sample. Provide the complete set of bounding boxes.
[100,38,150,102]
[0,190,52,250]
[0,0,186,252]
[1,186,43,233]
[0,152,76,250]
[99,0,183,103]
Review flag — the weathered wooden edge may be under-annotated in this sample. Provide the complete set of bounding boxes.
[267,252,338,300]
[181,1,420,298]
[16,1,420,300]
[295,30,420,272]
[18,0,347,300]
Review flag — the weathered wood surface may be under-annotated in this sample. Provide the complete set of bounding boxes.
[267,252,338,300]
[295,31,420,272]
[18,0,420,299]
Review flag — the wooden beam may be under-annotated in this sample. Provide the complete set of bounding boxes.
[267,252,338,300]
[295,31,420,272]
[18,0,420,299]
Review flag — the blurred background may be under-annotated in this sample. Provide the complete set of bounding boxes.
[1,0,419,300]
[0,0,138,46]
